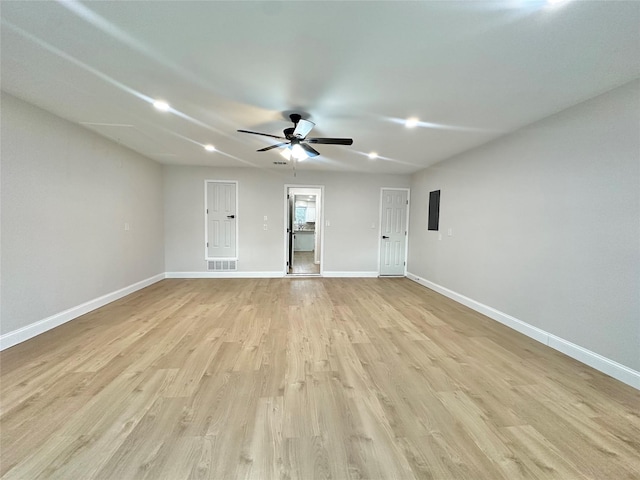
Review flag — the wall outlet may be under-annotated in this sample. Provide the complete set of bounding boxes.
[448,228,453,236]
[263,224,268,230]
[263,215,268,221]
[326,220,331,227]
[124,222,130,231]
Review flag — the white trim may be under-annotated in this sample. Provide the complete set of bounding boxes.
[406,272,640,390]
[166,271,285,279]
[204,180,239,261]
[323,271,379,278]
[0,274,165,351]
[378,187,411,276]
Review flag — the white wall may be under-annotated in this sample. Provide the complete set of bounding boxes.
[1,93,165,337]
[408,80,640,373]
[2,84,637,386]
[164,166,409,275]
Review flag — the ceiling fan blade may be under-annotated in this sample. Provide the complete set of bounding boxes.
[306,137,353,145]
[300,143,320,157]
[237,129,287,140]
[293,119,315,139]
[257,142,289,152]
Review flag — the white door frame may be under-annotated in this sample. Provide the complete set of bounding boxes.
[284,184,325,276]
[204,180,239,260]
[378,187,410,276]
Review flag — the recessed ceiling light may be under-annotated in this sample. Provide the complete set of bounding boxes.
[368,152,378,160]
[204,144,215,152]
[153,100,170,112]
[405,117,419,128]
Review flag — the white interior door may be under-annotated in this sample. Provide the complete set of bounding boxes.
[380,189,408,276]
[206,182,237,258]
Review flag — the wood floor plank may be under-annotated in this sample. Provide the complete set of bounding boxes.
[1,277,639,479]
[2,369,176,479]
[500,425,589,480]
[246,396,284,479]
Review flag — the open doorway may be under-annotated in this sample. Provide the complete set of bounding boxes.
[285,186,323,276]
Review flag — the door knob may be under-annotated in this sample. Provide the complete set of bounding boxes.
[227,215,235,219]
[382,235,389,239]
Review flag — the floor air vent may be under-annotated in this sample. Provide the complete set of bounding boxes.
[207,260,237,271]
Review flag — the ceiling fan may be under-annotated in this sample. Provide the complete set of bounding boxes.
[237,113,353,161]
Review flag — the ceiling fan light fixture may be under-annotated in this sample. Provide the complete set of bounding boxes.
[280,146,292,161]
[291,143,309,161]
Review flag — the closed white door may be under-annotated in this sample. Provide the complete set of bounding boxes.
[206,182,237,258]
[379,189,408,276]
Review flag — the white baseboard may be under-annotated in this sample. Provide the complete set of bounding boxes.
[323,271,379,278]
[406,272,640,390]
[165,271,285,279]
[0,273,165,351]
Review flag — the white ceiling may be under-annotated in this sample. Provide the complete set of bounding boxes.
[1,1,639,175]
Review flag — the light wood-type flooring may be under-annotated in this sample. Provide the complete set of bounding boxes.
[1,278,639,479]
[290,251,320,275]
